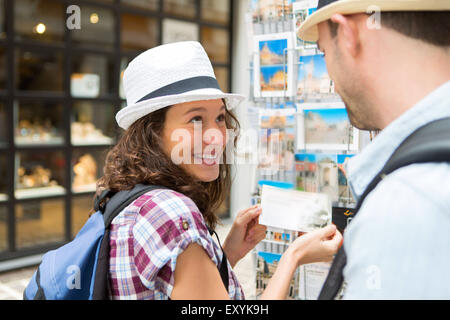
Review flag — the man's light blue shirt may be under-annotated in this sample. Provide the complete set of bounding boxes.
[342,81,450,299]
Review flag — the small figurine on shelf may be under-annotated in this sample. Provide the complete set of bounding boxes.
[17,165,58,189]
[71,122,113,145]
[73,153,98,189]
[16,118,62,145]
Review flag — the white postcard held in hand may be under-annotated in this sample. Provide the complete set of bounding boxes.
[260,185,332,232]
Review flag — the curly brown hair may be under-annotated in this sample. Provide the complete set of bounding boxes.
[94,102,240,230]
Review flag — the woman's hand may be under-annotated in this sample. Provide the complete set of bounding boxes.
[222,204,267,268]
[285,224,343,267]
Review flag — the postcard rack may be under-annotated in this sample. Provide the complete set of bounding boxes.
[245,0,371,300]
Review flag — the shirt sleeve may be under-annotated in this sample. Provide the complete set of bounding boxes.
[131,189,219,299]
[343,163,450,299]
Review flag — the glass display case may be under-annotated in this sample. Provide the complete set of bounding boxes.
[71,101,115,146]
[201,0,230,25]
[14,0,64,43]
[1,0,232,263]
[14,151,66,200]
[164,0,197,19]
[71,195,95,237]
[121,0,159,11]
[71,53,115,98]
[0,205,7,252]
[15,198,65,249]
[201,26,229,64]
[14,100,64,146]
[71,5,114,50]
[15,49,64,92]
[121,13,159,52]
[71,147,108,194]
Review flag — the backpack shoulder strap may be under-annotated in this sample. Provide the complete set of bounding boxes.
[101,184,167,228]
[319,117,450,300]
[92,184,167,300]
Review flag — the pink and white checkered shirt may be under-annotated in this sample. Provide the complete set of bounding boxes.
[108,188,245,300]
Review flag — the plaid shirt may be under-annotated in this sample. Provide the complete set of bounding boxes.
[108,188,245,300]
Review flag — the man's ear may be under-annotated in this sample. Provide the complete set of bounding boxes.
[330,13,360,58]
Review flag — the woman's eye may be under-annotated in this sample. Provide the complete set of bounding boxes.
[217,114,226,122]
[190,116,202,123]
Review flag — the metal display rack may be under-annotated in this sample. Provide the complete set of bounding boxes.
[246,1,369,300]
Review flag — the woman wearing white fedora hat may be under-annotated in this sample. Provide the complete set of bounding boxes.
[95,41,342,300]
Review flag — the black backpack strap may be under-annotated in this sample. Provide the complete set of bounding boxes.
[92,184,167,300]
[207,226,230,293]
[319,117,450,300]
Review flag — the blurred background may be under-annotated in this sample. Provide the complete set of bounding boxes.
[0,0,256,272]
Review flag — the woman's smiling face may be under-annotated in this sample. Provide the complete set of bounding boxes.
[162,99,228,182]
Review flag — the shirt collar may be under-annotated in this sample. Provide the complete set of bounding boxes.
[346,81,450,201]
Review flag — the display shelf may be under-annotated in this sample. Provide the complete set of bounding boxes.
[15,185,66,200]
[72,183,96,194]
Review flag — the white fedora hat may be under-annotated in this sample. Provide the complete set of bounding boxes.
[116,41,245,130]
[297,0,450,42]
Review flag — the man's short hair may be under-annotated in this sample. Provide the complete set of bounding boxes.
[328,12,450,47]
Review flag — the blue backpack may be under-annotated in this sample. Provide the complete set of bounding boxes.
[23,184,166,300]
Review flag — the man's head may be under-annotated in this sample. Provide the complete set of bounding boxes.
[298,1,450,131]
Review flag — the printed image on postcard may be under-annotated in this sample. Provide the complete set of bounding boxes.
[293,0,318,49]
[300,104,359,151]
[253,33,294,98]
[297,53,335,99]
[260,184,331,232]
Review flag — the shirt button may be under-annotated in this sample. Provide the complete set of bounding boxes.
[182,220,189,231]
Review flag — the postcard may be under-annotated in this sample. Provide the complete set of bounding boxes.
[253,33,295,98]
[252,0,295,23]
[316,154,339,203]
[337,154,355,203]
[298,102,359,151]
[293,0,318,49]
[260,184,332,232]
[297,53,335,99]
[295,153,318,193]
[258,108,296,173]
[299,262,331,300]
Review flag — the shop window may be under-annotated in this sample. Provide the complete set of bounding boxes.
[213,66,229,93]
[15,150,66,200]
[14,0,64,43]
[14,100,65,146]
[71,5,114,50]
[71,53,115,98]
[121,13,159,52]
[163,0,197,19]
[201,26,229,64]
[201,0,230,25]
[121,0,159,11]
[71,101,115,146]
[15,198,64,249]
[0,204,7,252]
[15,49,64,92]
